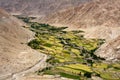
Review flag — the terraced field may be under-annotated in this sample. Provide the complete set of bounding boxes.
[18,17,120,80]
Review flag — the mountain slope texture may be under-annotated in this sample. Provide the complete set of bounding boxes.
[0,0,92,17]
[95,36,120,61]
[40,0,120,41]
[0,8,46,80]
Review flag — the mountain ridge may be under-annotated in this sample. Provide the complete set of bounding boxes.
[40,0,120,41]
[0,0,92,17]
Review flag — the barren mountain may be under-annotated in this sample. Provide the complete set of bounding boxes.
[0,0,92,17]
[95,35,120,61]
[41,0,120,41]
[0,8,47,80]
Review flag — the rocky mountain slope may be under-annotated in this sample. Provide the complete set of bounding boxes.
[0,0,92,17]
[40,0,120,41]
[0,8,47,80]
[95,35,120,61]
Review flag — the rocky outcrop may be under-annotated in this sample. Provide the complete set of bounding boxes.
[95,36,120,61]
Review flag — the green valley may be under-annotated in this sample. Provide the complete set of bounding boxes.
[20,17,120,80]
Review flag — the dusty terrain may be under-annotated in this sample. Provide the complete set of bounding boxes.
[95,35,120,61]
[40,0,120,41]
[0,8,47,80]
[0,0,91,17]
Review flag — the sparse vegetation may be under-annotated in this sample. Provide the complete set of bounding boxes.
[14,15,36,23]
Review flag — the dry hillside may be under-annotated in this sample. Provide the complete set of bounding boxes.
[95,35,120,61]
[40,0,120,41]
[0,8,47,80]
[0,0,92,17]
